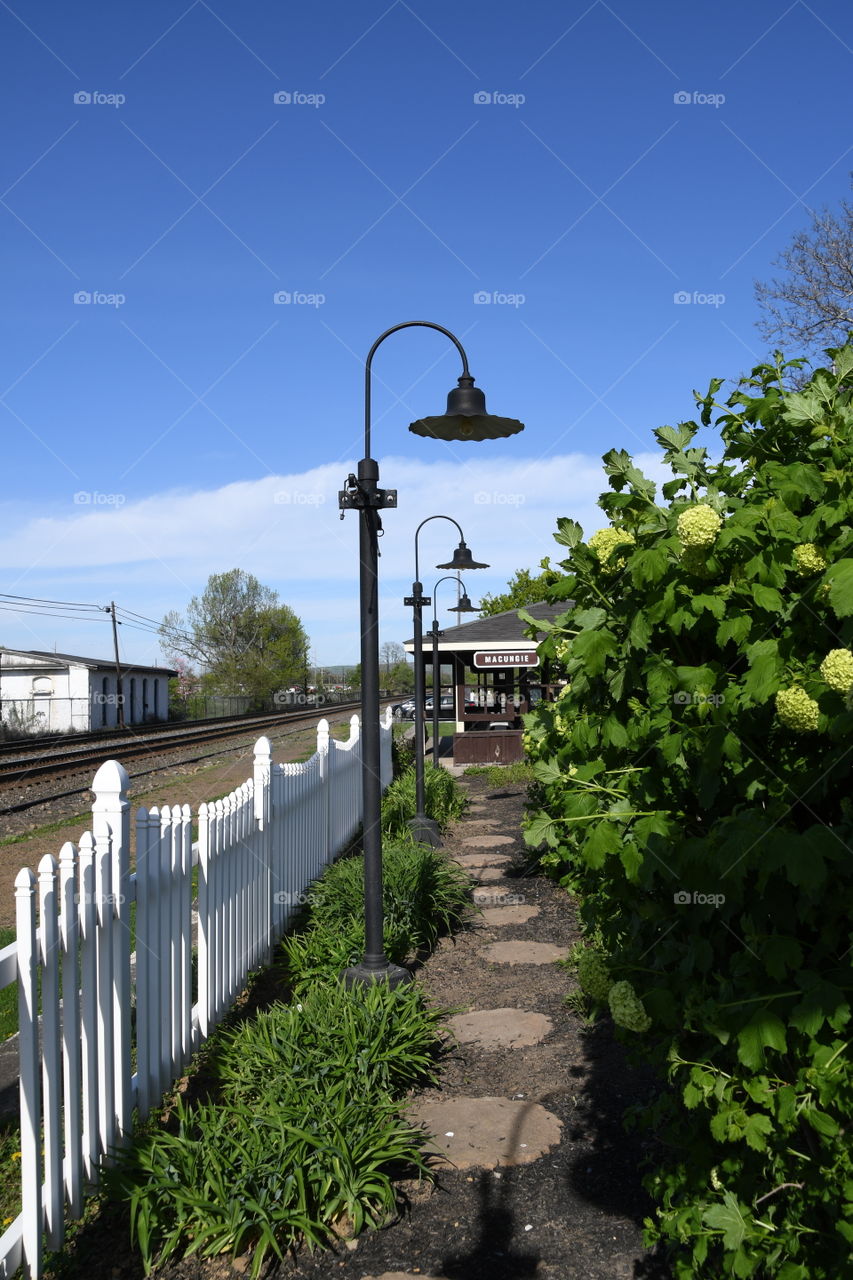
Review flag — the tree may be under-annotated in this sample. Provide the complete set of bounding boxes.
[380,641,406,681]
[754,179,853,354]
[159,569,309,704]
[478,559,561,616]
[388,659,414,693]
[346,664,361,690]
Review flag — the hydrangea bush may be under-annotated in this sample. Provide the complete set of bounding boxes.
[522,348,853,1278]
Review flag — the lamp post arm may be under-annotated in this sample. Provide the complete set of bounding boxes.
[364,322,470,460]
[413,513,464,582]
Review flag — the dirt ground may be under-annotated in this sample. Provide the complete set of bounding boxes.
[48,773,674,1280]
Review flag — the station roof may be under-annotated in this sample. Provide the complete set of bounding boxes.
[0,647,177,676]
[404,600,570,659]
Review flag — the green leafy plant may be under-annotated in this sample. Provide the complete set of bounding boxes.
[523,346,853,1277]
[381,764,466,838]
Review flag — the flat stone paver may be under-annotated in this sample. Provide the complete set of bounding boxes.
[455,852,511,868]
[462,835,515,848]
[473,866,506,883]
[446,1008,553,1049]
[410,1096,563,1170]
[471,887,524,905]
[484,940,569,965]
[362,1274,446,1280]
[479,905,540,926]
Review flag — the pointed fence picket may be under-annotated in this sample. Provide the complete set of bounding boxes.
[0,708,393,1279]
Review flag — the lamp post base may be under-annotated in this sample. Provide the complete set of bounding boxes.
[342,960,412,989]
[408,814,442,847]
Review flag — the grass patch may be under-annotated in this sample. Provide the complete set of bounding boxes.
[381,764,466,840]
[464,761,534,787]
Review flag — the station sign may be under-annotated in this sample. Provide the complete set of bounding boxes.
[473,650,539,669]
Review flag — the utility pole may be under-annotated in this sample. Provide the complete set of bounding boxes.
[107,602,125,728]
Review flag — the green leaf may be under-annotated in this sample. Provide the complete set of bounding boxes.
[717,615,751,647]
[523,812,558,849]
[741,638,783,704]
[751,583,785,612]
[782,387,823,427]
[690,593,726,619]
[736,1010,787,1069]
[702,1192,748,1249]
[570,628,617,676]
[517,607,553,632]
[553,517,583,549]
[532,759,563,785]
[804,1107,839,1138]
[628,610,653,650]
[573,607,607,631]
[631,548,668,587]
[824,559,853,617]
[762,936,803,981]
[582,821,622,868]
[743,1112,773,1152]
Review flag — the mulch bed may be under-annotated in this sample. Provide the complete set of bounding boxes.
[47,773,674,1280]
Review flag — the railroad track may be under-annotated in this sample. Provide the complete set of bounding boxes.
[0,701,399,819]
[0,700,388,789]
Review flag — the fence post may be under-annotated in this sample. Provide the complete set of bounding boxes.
[317,718,330,864]
[253,737,273,962]
[91,759,131,1149]
[15,866,41,1280]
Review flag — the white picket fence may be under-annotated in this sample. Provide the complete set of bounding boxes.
[0,710,392,1279]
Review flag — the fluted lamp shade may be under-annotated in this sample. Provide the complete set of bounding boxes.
[448,592,478,613]
[436,539,489,571]
[409,375,524,442]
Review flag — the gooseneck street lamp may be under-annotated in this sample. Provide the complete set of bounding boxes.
[428,575,478,753]
[407,516,488,847]
[338,321,523,988]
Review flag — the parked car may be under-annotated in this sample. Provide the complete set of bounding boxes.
[391,695,454,720]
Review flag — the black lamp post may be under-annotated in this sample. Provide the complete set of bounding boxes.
[428,575,478,754]
[339,321,523,988]
[407,517,488,847]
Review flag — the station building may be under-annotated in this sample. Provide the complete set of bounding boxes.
[404,601,567,763]
[0,648,174,733]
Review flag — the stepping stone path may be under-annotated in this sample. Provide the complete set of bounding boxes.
[281,775,660,1280]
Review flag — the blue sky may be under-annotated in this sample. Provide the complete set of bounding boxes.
[1,0,852,667]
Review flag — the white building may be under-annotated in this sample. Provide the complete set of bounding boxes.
[0,648,175,733]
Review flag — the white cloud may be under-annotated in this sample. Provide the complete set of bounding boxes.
[0,452,671,663]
